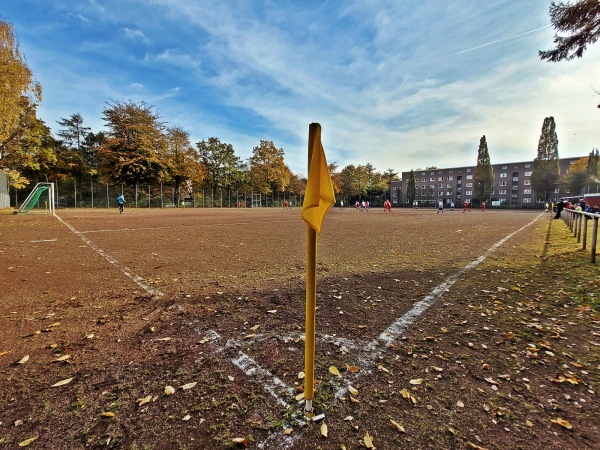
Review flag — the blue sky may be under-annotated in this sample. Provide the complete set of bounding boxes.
[3,0,599,176]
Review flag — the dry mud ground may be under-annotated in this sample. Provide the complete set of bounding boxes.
[0,207,598,449]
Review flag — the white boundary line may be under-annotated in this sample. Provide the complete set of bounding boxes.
[54,214,163,297]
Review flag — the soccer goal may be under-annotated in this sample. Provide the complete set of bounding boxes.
[16,182,55,214]
[251,192,261,208]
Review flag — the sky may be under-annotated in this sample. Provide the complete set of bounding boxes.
[2,0,599,176]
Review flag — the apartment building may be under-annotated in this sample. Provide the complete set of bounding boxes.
[390,157,584,208]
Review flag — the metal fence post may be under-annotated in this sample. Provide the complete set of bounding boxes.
[592,216,598,264]
[583,215,588,250]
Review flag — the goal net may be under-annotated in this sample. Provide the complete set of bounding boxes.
[17,182,55,214]
[251,192,261,208]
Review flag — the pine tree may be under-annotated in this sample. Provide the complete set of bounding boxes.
[587,148,599,193]
[531,117,560,201]
[407,170,417,205]
[539,0,600,62]
[473,135,493,205]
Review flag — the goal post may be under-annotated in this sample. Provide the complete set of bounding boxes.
[17,182,55,215]
[251,192,261,208]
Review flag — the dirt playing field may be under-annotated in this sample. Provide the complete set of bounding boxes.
[0,207,598,449]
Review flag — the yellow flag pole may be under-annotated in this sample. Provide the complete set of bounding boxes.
[304,124,318,417]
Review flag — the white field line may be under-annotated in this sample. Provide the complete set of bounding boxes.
[54,214,164,297]
[335,212,544,399]
[77,220,299,234]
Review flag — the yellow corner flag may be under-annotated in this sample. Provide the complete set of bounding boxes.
[302,123,335,233]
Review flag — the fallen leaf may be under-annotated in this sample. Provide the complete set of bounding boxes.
[18,436,38,447]
[295,392,305,401]
[231,437,248,446]
[350,396,359,403]
[137,395,152,407]
[484,377,499,385]
[267,309,278,314]
[298,371,305,379]
[390,419,405,433]
[329,366,340,376]
[550,417,573,430]
[283,428,293,435]
[409,378,423,385]
[182,414,191,421]
[345,364,360,373]
[466,442,489,450]
[364,431,375,448]
[181,382,197,390]
[0,351,12,357]
[101,412,115,417]
[348,385,358,396]
[457,400,465,408]
[377,364,390,373]
[156,337,171,341]
[85,333,94,339]
[164,386,175,395]
[431,366,444,372]
[53,355,71,362]
[17,355,29,364]
[526,419,533,427]
[249,324,260,331]
[320,422,328,437]
[51,377,74,387]
[228,375,235,381]
[244,333,256,339]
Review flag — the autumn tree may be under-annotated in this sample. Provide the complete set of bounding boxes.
[586,148,599,192]
[164,126,198,206]
[196,137,242,207]
[0,20,42,155]
[473,135,493,205]
[561,156,589,195]
[539,0,600,62]
[249,140,289,204]
[406,170,417,205]
[98,101,167,190]
[531,117,560,201]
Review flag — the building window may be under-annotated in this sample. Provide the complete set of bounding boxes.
[421,186,426,190]
[466,190,473,195]
[499,181,507,186]
[448,176,453,181]
[466,183,473,187]
[466,168,472,172]
[525,164,530,168]
[524,180,531,185]
[502,166,507,169]
[446,184,451,188]
[499,190,507,194]
[438,184,444,189]
[466,175,473,180]
[524,189,532,194]
[422,178,426,182]
[449,170,453,174]
[500,173,507,178]
[524,171,532,176]
[430,177,435,181]
[438,171,443,174]
[523,198,532,203]
[446,191,452,196]
[554,188,560,193]
[438,177,443,181]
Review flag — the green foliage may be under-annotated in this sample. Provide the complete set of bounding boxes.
[473,135,493,203]
[532,117,560,201]
[196,137,242,196]
[98,100,167,187]
[407,170,417,204]
[539,0,600,62]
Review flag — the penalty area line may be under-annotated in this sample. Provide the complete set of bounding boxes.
[54,214,163,298]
